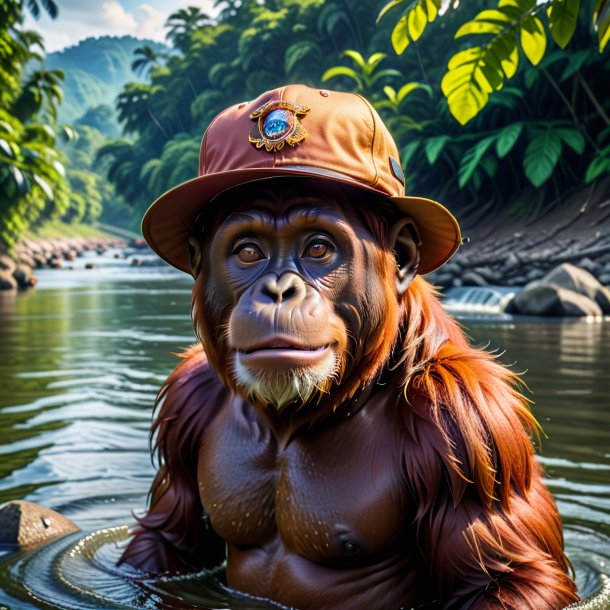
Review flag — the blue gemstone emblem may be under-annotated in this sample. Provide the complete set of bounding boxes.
[249,100,309,152]
[262,109,294,141]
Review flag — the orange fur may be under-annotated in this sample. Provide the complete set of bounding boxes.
[121,191,578,607]
[397,277,577,607]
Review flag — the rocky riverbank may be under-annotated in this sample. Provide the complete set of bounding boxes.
[0,235,131,290]
[427,180,610,290]
[424,181,610,316]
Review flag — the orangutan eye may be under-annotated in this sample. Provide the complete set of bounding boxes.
[235,244,264,263]
[304,238,334,260]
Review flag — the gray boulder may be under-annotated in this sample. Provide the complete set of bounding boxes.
[512,284,602,317]
[542,263,610,313]
[510,263,610,317]
[462,270,488,287]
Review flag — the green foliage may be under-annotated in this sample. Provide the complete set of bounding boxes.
[132,45,164,77]
[322,50,403,96]
[23,0,58,20]
[92,0,610,230]
[0,0,74,252]
[98,0,392,216]
[166,6,211,51]
[59,124,126,226]
[441,1,555,125]
[377,0,458,55]
[547,0,580,48]
[384,0,608,125]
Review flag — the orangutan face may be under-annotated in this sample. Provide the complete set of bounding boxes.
[189,181,420,410]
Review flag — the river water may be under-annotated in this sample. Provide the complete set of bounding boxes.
[0,251,608,609]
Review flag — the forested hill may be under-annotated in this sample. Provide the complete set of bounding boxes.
[46,36,168,127]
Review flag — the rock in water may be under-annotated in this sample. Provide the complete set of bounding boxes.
[0,501,79,547]
[512,284,603,317]
[510,262,610,317]
[542,263,610,313]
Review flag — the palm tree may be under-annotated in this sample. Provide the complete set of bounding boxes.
[22,0,59,19]
[166,6,210,51]
[131,45,162,77]
[117,82,169,139]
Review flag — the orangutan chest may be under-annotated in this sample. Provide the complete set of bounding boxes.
[197,400,407,563]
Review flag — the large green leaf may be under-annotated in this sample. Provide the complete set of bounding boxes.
[585,146,610,182]
[520,15,546,65]
[343,50,367,70]
[442,7,528,125]
[425,135,449,164]
[408,3,428,41]
[458,136,496,187]
[547,0,580,48]
[386,0,443,55]
[391,16,410,54]
[555,127,585,154]
[397,82,432,103]
[402,139,422,168]
[455,10,511,38]
[496,122,523,157]
[523,128,562,186]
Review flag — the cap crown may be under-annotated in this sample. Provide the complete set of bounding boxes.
[199,84,406,197]
[141,84,460,276]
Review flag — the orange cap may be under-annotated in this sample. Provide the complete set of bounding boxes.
[142,84,461,274]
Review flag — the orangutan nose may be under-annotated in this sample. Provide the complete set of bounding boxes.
[259,274,305,303]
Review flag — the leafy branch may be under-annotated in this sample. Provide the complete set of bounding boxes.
[381,0,610,124]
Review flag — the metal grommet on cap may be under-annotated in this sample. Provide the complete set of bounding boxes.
[319,90,329,97]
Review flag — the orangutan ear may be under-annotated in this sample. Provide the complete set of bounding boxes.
[389,218,421,296]
[188,236,203,278]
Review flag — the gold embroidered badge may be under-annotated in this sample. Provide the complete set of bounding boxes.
[249,100,310,152]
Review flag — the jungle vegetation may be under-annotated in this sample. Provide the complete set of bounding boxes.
[1,0,609,252]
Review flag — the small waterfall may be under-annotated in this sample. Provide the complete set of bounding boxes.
[441,286,518,316]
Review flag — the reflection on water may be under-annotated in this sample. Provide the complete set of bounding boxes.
[0,258,608,609]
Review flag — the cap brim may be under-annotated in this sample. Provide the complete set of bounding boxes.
[142,166,460,275]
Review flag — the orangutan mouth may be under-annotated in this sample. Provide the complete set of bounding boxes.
[236,338,334,370]
[239,340,330,355]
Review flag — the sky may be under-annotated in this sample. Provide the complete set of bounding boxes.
[23,0,218,52]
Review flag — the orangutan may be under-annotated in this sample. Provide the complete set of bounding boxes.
[119,85,579,609]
